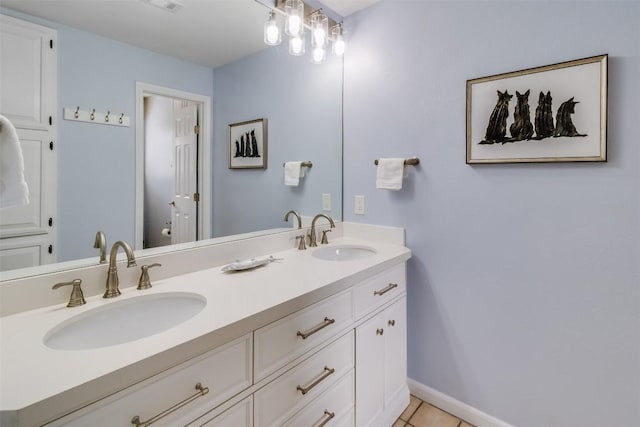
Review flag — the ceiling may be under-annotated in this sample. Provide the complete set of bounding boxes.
[0,0,379,69]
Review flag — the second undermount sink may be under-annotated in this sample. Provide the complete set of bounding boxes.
[312,245,377,261]
[44,292,206,351]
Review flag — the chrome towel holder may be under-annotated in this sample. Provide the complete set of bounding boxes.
[374,157,420,166]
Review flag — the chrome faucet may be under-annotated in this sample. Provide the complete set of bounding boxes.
[104,240,137,298]
[309,213,335,247]
[93,231,107,263]
[284,209,302,229]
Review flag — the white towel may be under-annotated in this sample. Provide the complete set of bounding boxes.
[376,158,406,190]
[0,115,29,208]
[284,161,305,186]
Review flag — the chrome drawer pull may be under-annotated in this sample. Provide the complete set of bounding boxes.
[296,317,335,340]
[296,366,335,395]
[316,410,336,427]
[374,283,398,296]
[131,382,209,426]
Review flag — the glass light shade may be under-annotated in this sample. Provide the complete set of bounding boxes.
[284,0,304,36]
[311,46,326,64]
[289,33,305,56]
[331,25,346,56]
[310,11,328,48]
[264,12,281,46]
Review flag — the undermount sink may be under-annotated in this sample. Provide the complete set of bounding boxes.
[44,292,206,350]
[312,245,377,261]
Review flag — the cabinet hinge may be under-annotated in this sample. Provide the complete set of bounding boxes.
[193,192,200,202]
[48,217,53,227]
[49,141,54,151]
[194,125,200,134]
[48,245,53,254]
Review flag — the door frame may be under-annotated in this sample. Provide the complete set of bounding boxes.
[135,82,211,250]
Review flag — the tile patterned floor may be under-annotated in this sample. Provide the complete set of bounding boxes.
[393,395,475,427]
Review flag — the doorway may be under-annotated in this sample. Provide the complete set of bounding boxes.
[135,82,211,250]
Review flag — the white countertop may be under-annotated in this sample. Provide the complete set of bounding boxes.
[0,236,410,424]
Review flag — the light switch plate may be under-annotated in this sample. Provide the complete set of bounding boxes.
[322,193,331,211]
[354,195,365,215]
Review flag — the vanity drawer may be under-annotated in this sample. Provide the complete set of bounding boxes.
[200,396,253,427]
[254,290,353,381]
[282,369,354,427]
[354,263,406,319]
[254,331,354,427]
[57,334,252,427]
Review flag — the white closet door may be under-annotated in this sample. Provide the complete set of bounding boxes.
[0,14,55,130]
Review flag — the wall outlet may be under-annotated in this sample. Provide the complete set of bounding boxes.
[322,193,331,211]
[354,195,365,215]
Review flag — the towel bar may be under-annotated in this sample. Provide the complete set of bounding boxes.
[282,161,313,168]
[374,157,420,166]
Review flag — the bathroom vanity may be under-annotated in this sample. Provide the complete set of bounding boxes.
[0,223,411,426]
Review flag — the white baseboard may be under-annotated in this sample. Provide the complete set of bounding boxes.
[407,379,514,427]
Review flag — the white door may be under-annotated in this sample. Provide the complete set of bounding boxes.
[170,103,198,244]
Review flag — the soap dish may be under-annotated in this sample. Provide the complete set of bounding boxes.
[221,255,280,272]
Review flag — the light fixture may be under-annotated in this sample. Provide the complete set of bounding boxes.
[310,10,328,48]
[284,0,304,36]
[143,0,183,13]
[289,32,306,56]
[264,11,281,46]
[263,0,346,64]
[331,24,345,56]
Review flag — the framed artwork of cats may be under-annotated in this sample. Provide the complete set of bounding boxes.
[229,118,268,169]
[466,54,607,164]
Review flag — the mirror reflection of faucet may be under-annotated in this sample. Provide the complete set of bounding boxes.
[284,210,302,229]
[104,241,137,298]
[93,231,107,263]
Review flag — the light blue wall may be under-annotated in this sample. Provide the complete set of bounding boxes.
[212,44,343,237]
[344,1,639,426]
[0,7,213,261]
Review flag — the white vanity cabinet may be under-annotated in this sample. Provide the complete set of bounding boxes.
[0,14,57,270]
[354,265,409,427]
[32,257,409,427]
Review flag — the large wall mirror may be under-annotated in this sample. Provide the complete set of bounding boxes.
[0,0,343,280]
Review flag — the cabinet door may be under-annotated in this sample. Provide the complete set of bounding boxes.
[384,297,407,406]
[355,313,385,427]
[0,14,56,129]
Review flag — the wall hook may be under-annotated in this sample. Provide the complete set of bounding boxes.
[90,109,95,120]
[119,113,124,124]
[74,106,80,119]
[105,111,110,123]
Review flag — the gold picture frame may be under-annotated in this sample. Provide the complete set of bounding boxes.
[466,54,607,164]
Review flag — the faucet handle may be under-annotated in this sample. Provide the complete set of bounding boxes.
[320,229,332,244]
[52,279,86,307]
[138,263,162,290]
[296,235,307,250]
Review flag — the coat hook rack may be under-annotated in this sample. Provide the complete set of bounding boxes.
[63,107,130,127]
[374,157,420,166]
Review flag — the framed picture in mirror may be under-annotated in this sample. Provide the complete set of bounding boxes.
[229,118,267,169]
[466,54,607,164]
